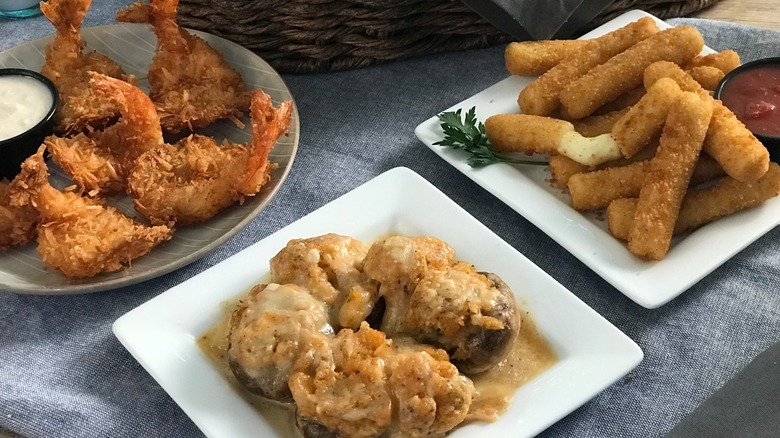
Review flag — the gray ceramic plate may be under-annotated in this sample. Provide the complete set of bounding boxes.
[0,24,300,294]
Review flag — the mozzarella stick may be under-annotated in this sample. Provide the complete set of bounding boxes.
[573,108,630,138]
[518,17,659,116]
[505,40,590,76]
[593,86,646,115]
[550,154,590,188]
[567,153,723,211]
[644,61,770,182]
[569,161,651,210]
[687,65,725,91]
[684,50,741,74]
[485,114,623,166]
[549,138,659,188]
[612,78,683,158]
[486,114,572,155]
[559,25,704,120]
[608,162,780,240]
[628,92,713,260]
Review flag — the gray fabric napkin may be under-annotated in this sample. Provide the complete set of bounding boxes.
[1,7,780,438]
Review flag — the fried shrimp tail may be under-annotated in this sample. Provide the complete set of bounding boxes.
[10,147,172,278]
[128,90,293,225]
[117,0,251,134]
[0,178,39,250]
[40,0,129,135]
[47,73,164,194]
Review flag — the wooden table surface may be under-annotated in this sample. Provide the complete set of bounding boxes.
[0,1,777,438]
[693,0,780,31]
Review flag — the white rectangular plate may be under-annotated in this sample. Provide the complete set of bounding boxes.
[414,10,780,309]
[113,167,643,438]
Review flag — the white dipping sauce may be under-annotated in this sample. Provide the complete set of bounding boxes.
[0,74,54,142]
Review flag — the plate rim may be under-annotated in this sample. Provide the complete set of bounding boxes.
[113,166,643,438]
[0,23,300,295]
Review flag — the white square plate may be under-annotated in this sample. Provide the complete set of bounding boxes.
[113,167,643,438]
[414,10,780,309]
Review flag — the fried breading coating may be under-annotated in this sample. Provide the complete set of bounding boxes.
[0,179,38,250]
[47,73,164,195]
[568,154,724,211]
[128,90,292,225]
[548,141,659,188]
[592,86,646,115]
[612,77,683,158]
[628,92,713,260]
[683,50,741,74]
[40,0,130,136]
[8,148,172,278]
[608,163,780,240]
[687,65,725,91]
[505,40,590,76]
[116,0,251,134]
[518,17,659,116]
[573,108,630,138]
[644,61,770,182]
[485,113,622,166]
[559,25,704,119]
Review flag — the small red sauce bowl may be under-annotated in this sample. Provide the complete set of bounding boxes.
[714,57,780,163]
[0,68,59,180]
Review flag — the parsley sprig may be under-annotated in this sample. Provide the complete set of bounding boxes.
[433,107,546,168]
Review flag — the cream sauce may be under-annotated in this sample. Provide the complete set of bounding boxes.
[0,74,53,141]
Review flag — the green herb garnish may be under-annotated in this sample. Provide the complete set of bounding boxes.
[433,107,546,168]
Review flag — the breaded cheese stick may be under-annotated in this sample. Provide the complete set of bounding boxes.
[518,17,659,116]
[559,25,704,120]
[627,92,713,260]
[612,77,682,158]
[505,40,590,76]
[549,138,659,188]
[568,154,724,210]
[485,114,622,166]
[485,114,572,155]
[687,65,725,91]
[549,154,590,188]
[645,61,770,182]
[593,86,646,115]
[569,161,650,211]
[573,108,630,138]
[684,49,741,74]
[608,162,780,240]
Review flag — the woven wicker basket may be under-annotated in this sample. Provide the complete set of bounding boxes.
[177,0,721,73]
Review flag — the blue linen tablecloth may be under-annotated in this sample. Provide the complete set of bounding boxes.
[1,3,779,437]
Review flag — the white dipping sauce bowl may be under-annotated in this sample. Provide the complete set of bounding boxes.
[0,68,58,179]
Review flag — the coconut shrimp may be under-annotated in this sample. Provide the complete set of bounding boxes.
[116,0,251,134]
[0,178,38,250]
[8,147,172,279]
[40,0,130,136]
[46,73,164,195]
[128,89,291,225]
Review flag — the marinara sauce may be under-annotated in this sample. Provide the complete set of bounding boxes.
[719,64,780,137]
